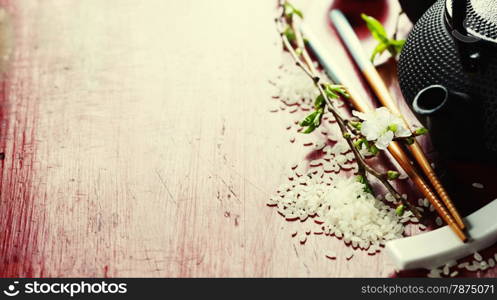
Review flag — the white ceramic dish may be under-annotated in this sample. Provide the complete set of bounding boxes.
[386,199,497,270]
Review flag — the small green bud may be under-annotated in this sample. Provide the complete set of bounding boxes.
[283,26,296,43]
[395,204,405,216]
[323,83,349,98]
[295,48,303,56]
[356,175,366,184]
[387,170,400,180]
[405,137,415,145]
[368,144,379,155]
[343,132,352,139]
[354,138,365,149]
[414,127,428,136]
[388,124,398,132]
[351,121,362,130]
[356,175,373,194]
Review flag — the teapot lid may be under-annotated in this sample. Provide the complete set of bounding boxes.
[446,0,497,44]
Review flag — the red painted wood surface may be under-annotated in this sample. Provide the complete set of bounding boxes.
[0,0,496,278]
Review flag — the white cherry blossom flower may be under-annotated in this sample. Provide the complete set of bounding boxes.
[352,107,411,150]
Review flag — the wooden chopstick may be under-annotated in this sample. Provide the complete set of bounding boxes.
[300,20,467,241]
[329,9,465,230]
[364,69,466,230]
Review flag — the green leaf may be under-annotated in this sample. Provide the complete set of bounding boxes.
[313,108,324,126]
[387,170,400,180]
[370,42,388,63]
[300,108,324,133]
[389,39,405,53]
[314,94,325,109]
[302,124,317,134]
[324,88,338,99]
[283,1,303,19]
[361,14,388,43]
[300,110,319,127]
[356,175,366,185]
[356,175,373,194]
[363,14,405,62]
[324,83,349,99]
[293,9,303,18]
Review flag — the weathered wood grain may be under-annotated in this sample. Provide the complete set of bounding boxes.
[0,0,496,278]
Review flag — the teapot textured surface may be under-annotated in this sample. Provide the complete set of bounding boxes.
[398,0,497,154]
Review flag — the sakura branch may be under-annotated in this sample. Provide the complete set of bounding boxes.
[275,0,423,219]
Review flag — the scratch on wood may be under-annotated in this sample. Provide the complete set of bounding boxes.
[217,176,241,203]
[155,169,176,204]
[292,244,299,258]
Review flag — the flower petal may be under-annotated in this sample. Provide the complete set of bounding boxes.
[352,110,366,120]
[395,126,411,138]
[375,130,394,150]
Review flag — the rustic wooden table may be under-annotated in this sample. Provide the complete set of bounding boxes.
[1,0,496,278]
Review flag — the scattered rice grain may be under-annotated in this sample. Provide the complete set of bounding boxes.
[489,258,495,268]
[427,268,442,278]
[326,252,337,260]
[474,252,483,261]
[472,182,484,189]
[299,234,307,244]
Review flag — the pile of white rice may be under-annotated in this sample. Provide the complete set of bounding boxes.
[269,175,406,254]
[270,65,345,113]
[274,66,319,106]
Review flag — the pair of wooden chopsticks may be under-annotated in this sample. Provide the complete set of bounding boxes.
[330,10,466,241]
[299,11,467,241]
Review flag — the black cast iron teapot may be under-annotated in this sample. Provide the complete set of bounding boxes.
[397,0,497,162]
